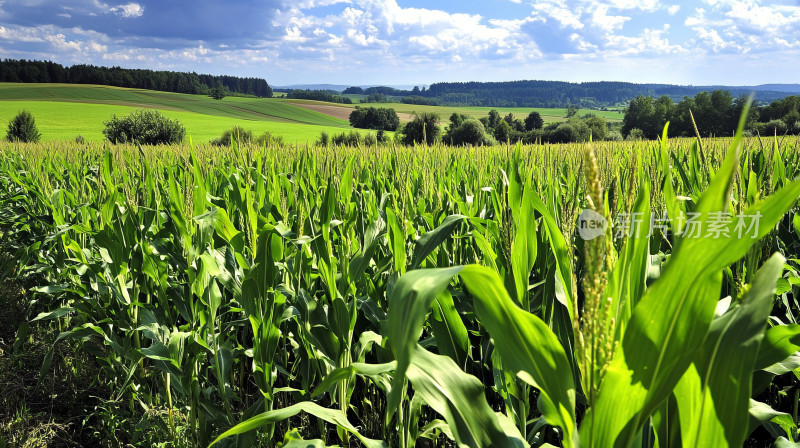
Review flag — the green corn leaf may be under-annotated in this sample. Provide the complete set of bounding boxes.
[460,265,577,447]
[406,344,525,447]
[755,324,800,370]
[428,290,469,368]
[386,266,464,422]
[409,214,467,270]
[748,399,797,442]
[208,401,385,448]
[674,253,784,447]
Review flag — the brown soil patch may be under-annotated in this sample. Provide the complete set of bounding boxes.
[289,102,415,122]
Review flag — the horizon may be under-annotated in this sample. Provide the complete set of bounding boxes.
[0,1,799,86]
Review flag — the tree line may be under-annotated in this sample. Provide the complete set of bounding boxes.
[341,80,794,108]
[339,107,614,147]
[622,91,800,139]
[284,89,352,104]
[0,59,273,97]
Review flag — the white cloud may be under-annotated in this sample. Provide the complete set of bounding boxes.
[86,40,107,52]
[590,4,630,32]
[110,2,143,18]
[667,5,680,15]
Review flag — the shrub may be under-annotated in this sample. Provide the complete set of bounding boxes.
[211,126,253,146]
[761,119,788,137]
[331,130,362,147]
[548,123,579,143]
[376,130,389,144]
[449,119,491,146]
[74,135,86,144]
[626,128,645,140]
[6,110,41,143]
[318,131,330,146]
[103,109,185,145]
[212,126,283,147]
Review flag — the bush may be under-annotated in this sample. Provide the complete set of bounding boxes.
[74,135,86,144]
[318,131,330,146]
[626,128,645,140]
[211,126,284,147]
[548,123,579,143]
[103,109,185,145]
[6,110,41,143]
[448,119,491,146]
[332,130,363,147]
[211,126,253,146]
[761,119,788,137]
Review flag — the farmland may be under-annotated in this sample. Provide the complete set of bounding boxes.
[2,105,800,446]
[0,83,616,144]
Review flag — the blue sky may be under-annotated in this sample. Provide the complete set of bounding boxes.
[1,0,799,86]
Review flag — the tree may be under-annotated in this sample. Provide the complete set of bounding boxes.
[494,120,513,143]
[6,110,41,143]
[622,95,656,138]
[401,112,440,145]
[524,111,544,131]
[566,105,579,118]
[487,109,501,129]
[349,107,400,131]
[449,119,490,146]
[210,85,228,100]
[103,109,185,145]
[583,115,608,140]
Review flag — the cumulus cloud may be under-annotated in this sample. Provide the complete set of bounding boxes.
[109,2,143,18]
[0,0,798,84]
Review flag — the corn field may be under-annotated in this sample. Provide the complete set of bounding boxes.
[2,116,800,447]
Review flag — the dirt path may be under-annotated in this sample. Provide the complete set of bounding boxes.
[288,102,414,122]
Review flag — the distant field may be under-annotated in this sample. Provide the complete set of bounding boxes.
[352,102,625,122]
[290,97,624,123]
[0,101,355,143]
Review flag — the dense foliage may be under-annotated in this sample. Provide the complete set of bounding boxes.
[210,126,283,147]
[103,109,186,145]
[285,89,353,104]
[5,110,41,143]
[422,80,794,108]
[399,111,441,145]
[0,58,273,97]
[348,107,400,131]
[622,91,800,139]
[344,81,796,108]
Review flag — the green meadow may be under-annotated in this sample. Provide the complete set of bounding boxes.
[0,100,349,143]
[0,83,358,143]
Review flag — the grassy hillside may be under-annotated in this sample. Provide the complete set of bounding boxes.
[0,101,350,143]
[0,83,360,142]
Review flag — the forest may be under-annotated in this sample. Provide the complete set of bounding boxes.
[0,59,273,98]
